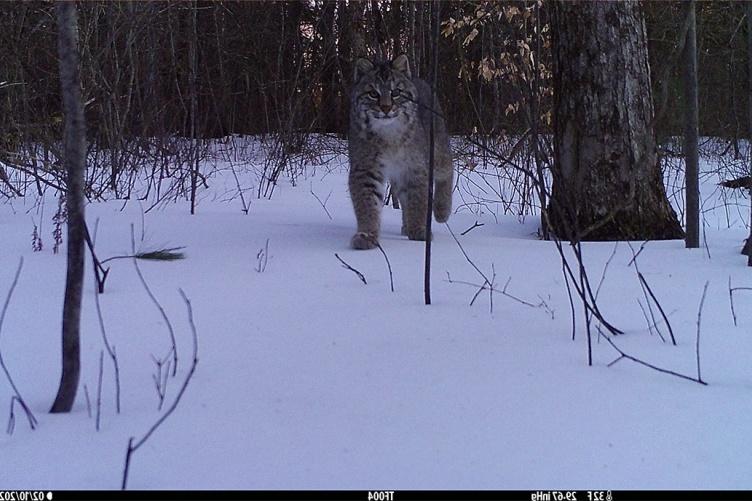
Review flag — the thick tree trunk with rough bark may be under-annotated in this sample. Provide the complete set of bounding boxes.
[51,1,86,413]
[548,1,684,242]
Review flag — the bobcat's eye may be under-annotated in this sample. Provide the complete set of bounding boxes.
[391,89,401,98]
[367,90,379,99]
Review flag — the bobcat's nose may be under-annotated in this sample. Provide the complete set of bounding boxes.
[379,103,392,114]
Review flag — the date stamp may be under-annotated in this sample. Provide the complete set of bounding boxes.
[0,492,50,501]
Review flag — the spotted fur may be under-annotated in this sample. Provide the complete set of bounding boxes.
[348,55,453,250]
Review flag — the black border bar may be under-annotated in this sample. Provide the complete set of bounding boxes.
[15,490,751,501]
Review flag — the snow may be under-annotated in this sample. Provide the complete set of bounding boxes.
[1,137,751,490]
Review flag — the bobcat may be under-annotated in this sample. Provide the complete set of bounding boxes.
[348,54,453,250]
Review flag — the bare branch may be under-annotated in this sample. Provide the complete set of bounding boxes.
[374,242,394,292]
[460,221,484,236]
[696,281,709,384]
[95,350,104,431]
[599,327,707,385]
[334,253,367,285]
[256,239,270,273]
[310,186,333,220]
[0,258,37,431]
[728,275,752,327]
[122,288,199,490]
[132,225,178,377]
[93,265,121,413]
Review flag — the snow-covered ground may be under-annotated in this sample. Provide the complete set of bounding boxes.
[1,137,751,490]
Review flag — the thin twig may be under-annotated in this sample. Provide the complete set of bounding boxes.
[122,288,199,490]
[131,225,178,377]
[93,270,121,413]
[637,272,676,345]
[549,235,624,339]
[729,276,737,326]
[636,298,659,339]
[445,273,552,314]
[229,163,250,214]
[84,384,92,419]
[627,241,676,345]
[95,350,104,431]
[696,281,709,384]
[310,186,333,220]
[334,253,367,285]
[7,397,17,434]
[578,244,593,366]
[445,222,493,283]
[702,216,711,260]
[728,276,752,327]
[84,219,110,294]
[0,258,37,430]
[594,242,619,301]
[569,241,624,336]
[562,259,576,341]
[627,240,650,267]
[256,239,270,273]
[490,264,496,314]
[374,242,394,292]
[151,354,170,411]
[460,221,484,235]
[446,222,552,315]
[598,327,707,385]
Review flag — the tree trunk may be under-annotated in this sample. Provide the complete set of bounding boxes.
[683,1,699,248]
[336,1,352,137]
[51,1,86,413]
[189,0,198,216]
[390,0,402,56]
[351,1,367,60]
[548,0,684,242]
[407,1,416,75]
[320,0,337,133]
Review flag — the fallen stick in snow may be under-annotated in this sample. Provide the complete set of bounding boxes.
[334,253,367,285]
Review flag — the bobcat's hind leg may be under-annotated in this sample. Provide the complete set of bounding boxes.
[433,150,454,223]
[403,176,429,241]
[392,182,410,236]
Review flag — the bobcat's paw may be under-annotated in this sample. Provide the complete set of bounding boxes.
[351,232,378,250]
[406,227,429,241]
[433,201,451,223]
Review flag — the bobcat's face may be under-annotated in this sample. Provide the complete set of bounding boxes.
[351,56,418,135]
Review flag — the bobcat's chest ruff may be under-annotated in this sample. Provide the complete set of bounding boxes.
[378,144,415,185]
[367,112,412,143]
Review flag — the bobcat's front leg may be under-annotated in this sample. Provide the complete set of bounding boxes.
[349,168,384,250]
[402,175,429,241]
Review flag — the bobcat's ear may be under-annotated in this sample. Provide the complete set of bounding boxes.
[392,54,411,78]
[354,58,374,81]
